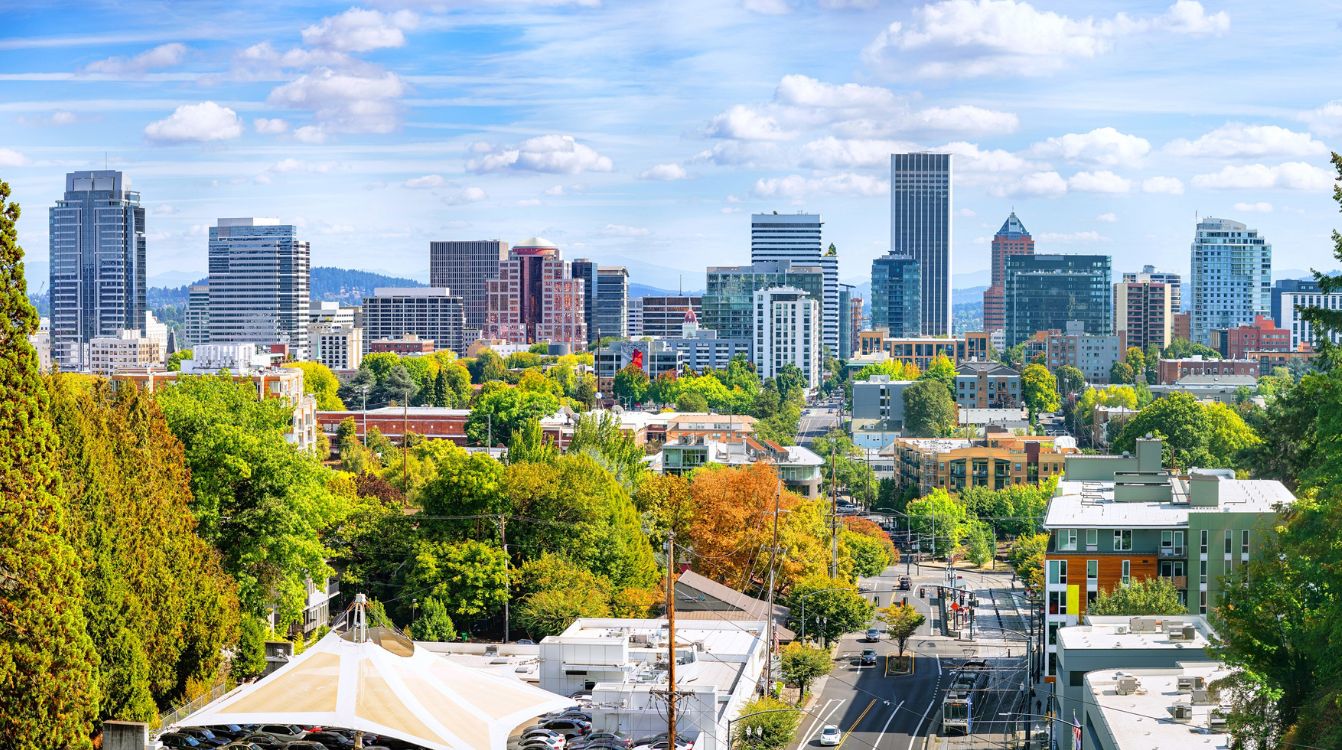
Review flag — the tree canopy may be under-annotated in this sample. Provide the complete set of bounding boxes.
[1112,392,1259,470]
[1088,578,1184,616]
[903,378,958,437]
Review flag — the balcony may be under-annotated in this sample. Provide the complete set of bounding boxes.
[1158,548,1186,558]
[1161,575,1188,589]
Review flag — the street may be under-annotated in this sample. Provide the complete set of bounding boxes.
[798,399,841,445]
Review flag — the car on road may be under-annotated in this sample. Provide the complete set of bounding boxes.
[818,725,841,746]
[898,575,912,591]
[860,648,878,665]
[864,627,880,642]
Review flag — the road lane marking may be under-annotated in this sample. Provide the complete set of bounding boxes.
[907,655,941,750]
[839,699,877,748]
[801,698,842,746]
[875,701,904,747]
[799,698,833,744]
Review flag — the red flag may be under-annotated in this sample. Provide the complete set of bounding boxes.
[631,349,644,371]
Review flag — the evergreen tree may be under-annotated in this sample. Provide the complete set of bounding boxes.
[0,180,99,749]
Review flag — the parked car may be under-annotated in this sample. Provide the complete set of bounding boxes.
[542,717,592,738]
[518,736,566,750]
[578,731,629,748]
[281,742,330,750]
[865,627,881,642]
[305,732,356,748]
[860,649,878,666]
[218,743,264,750]
[631,741,691,750]
[819,724,841,746]
[179,728,231,747]
[521,727,566,746]
[253,725,306,741]
[159,734,205,749]
[237,734,287,748]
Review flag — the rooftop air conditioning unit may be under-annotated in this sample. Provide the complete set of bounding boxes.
[1181,624,1197,641]
[1170,703,1193,722]
[1209,708,1230,730]
[1192,688,1214,706]
[1177,675,1206,692]
[1129,617,1158,633]
[1116,675,1140,695]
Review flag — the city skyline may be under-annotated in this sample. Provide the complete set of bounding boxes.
[2,1,1341,291]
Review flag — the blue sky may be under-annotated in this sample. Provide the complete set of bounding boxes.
[1,0,1339,290]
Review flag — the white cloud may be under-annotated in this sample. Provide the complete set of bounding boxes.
[1032,127,1150,166]
[997,171,1068,197]
[1142,176,1185,194]
[0,148,27,167]
[301,8,418,52]
[50,111,76,126]
[640,163,688,181]
[267,158,334,174]
[798,137,913,169]
[705,105,794,141]
[517,198,542,207]
[445,186,488,204]
[958,207,976,217]
[774,74,897,112]
[268,68,405,134]
[753,172,888,199]
[1037,231,1105,242]
[1299,100,1342,137]
[1096,212,1118,223]
[468,134,613,174]
[602,223,651,237]
[1166,124,1326,158]
[820,0,878,7]
[294,126,327,144]
[254,117,288,134]
[544,185,566,196]
[236,42,351,73]
[404,174,446,189]
[143,101,242,143]
[1191,162,1334,191]
[940,141,1037,173]
[1068,170,1131,193]
[743,0,791,14]
[85,43,186,74]
[693,141,784,168]
[909,105,1019,135]
[1233,201,1273,212]
[864,0,1228,78]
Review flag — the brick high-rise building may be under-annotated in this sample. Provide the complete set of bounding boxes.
[1115,278,1174,351]
[483,238,586,348]
[983,211,1034,334]
[1211,315,1291,360]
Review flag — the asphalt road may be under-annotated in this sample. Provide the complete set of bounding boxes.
[798,402,840,445]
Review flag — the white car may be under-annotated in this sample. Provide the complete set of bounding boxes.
[818,724,841,746]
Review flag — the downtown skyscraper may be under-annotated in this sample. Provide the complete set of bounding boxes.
[429,240,509,335]
[1190,218,1272,345]
[750,212,838,355]
[206,218,311,358]
[891,153,952,337]
[982,211,1034,334]
[48,170,146,369]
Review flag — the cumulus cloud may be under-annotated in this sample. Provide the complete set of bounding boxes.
[706,105,794,141]
[254,117,288,134]
[445,186,488,204]
[1031,127,1150,166]
[1299,100,1342,137]
[1142,176,1185,194]
[640,163,688,180]
[301,8,418,52]
[798,137,914,169]
[693,141,785,168]
[268,68,405,134]
[468,134,613,174]
[144,101,242,144]
[294,126,327,144]
[1097,212,1118,223]
[602,224,651,237]
[1166,123,1326,158]
[0,148,27,167]
[909,105,1019,135]
[863,0,1228,78]
[1233,201,1273,212]
[85,43,187,74]
[235,42,352,74]
[544,185,566,196]
[996,171,1069,197]
[404,174,446,189]
[820,0,879,7]
[1191,162,1333,191]
[743,0,791,12]
[1068,170,1132,193]
[753,172,888,199]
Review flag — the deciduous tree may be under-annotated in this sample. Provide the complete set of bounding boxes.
[283,360,346,410]
[1112,392,1259,470]
[784,577,874,647]
[903,379,958,437]
[1088,578,1184,616]
[878,603,926,662]
[1021,363,1060,415]
[780,643,832,699]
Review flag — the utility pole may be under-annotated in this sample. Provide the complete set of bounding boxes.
[764,472,782,691]
[665,531,679,749]
[497,515,510,642]
[402,383,411,489]
[829,448,839,578]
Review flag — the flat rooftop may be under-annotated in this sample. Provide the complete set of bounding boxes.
[1059,616,1215,652]
[1044,477,1294,528]
[1085,663,1232,750]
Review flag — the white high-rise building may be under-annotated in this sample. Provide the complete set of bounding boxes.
[1122,265,1183,312]
[1190,218,1272,345]
[308,323,363,370]
[184,284,210,348]
[207,218,311,358]
[363,287,466,355]
[1279,287,1342,349]
[750,213,837,356]
[753,286,820,391]
[891,153,953,336]
[627,298,644,337]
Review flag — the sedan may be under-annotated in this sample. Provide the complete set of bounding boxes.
[253,725,306,741]
[282,743,331,750]
[305,732,356,748]
[518,737,566,750]
[159,734,205,750]
[860,649,878,666]
[818,724,841,746]
[542,718,592,738]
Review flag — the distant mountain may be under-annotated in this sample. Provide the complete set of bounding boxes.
[311,267,422,303]
[630,283,704,299]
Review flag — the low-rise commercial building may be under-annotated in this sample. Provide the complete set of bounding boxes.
[650,435,824,498]
[1150,374,1258,404]
[1082,662,1232,750]
[856,330,991,368]
[1157,356,1258,384]
[954,360,1021,409]
[89,328,165,375]
[886,434,1076,494]
[369,334,435,355]
[1046,321,1125,384]
[316,406,470,447]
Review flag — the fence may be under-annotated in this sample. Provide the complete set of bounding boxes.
[155,680,231,734]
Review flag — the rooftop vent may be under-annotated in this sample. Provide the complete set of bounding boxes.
[1168,623,1198,642]
[1209,707,1230,730]
[1170,703,1194,722]
[1177,675,1206,693]
[1116,675,1141,695]
[1128,616,1161,633]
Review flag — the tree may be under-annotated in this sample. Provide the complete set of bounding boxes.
[676,389,709,412]
[0,179,100,748]
[905,489,969,558]
[919,353,957,397]
[734,696,800,749]
[1164,338,1221,360]
[233,613,270,680]
[964,520,996,569]
[686,464,803,589]
[1109,360,1135,385]
[1021,363,1060,415]
[784,577,875,646]
[568,411,646,492]
[410,597,457,642]
[572,371,597,408]
[283,361,346,410]
[779,643,832,700]
[1055,365,1086,397]
[613,362,650,405]
[515,554,613,638]
[384,364,418,406]
[878,603,926,662]
[1008,533,1049,591]
[167,348,193,371]
[844,531,892,578]
[903,379,958,437]
[466,387,561,446]
[1112,392,1260,470]
[470,349,508,383]
[854,359,920,382]
[506,351,544,370]
[1087,578,1184,616]
[405,539,510,620]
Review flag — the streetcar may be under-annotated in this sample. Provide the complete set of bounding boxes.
[941,659,987,735]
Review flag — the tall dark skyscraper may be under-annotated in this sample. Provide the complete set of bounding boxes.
[890,153,952,336]
[49,170,146,368]
[1005,254,1112,347]
[983,211,1034,334]
[870,252,921,338]
[429,240,509,334]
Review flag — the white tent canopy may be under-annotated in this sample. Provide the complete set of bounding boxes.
[177,628,574,750]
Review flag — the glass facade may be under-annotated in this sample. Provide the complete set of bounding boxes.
[1190,218,1272,345]
[207,218,310,358]
[890,153,952,336]
[1004,254,1112,348]
[702,260,825,345]
[870,252,922,337]
[594,266,629,341]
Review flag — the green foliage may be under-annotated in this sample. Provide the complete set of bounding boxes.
[854,359,921,382]
[1021,363,1061,415]
[568,411,646,492]
[613,362,650,405]
[811,429,876,502]
[415,442,509,539]
[156,374,342,627]
[515,554,614,637]
[410,597,458,642]
[506,351,544,369]
[406,539,510,619]
[905,489,969,557]
[1008,533,1049,591]
[1109,360,1135,385]
[1112,392,1260,470]
[843,531,891,578]
[283,361,346,410]
[675,389,709,412]
[734,696,800,749]
[233,614,270,681]
[779,642,832,699]
[958,481,1052,538]
[1088,578,1184,616]
[470,350,508,383]
[877,602,926,659]
[784,577,875,647]
[0,181,100,749]
[1163,338,1221,360]
[166,348,192,372]
[919,353,957,397]
[903,379,958,437]
[508,419,559,464]
[466,386,561,446]
[1245,368,1342,491]
[964,520,997,568]
[1055,365,1086,397]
